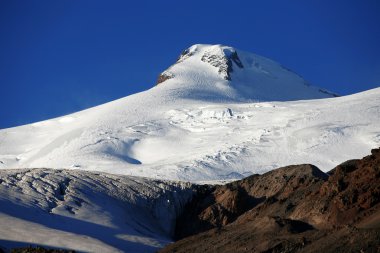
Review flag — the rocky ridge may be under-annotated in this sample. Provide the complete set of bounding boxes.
[160,148,380,253]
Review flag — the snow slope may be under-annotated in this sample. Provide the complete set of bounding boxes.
[0,44,378,182]
[0,168,195,252]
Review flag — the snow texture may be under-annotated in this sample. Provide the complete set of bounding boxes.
[0,169,195,252]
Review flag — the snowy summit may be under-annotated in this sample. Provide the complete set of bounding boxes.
[156,44,337,101]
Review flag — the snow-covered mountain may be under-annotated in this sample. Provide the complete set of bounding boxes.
[0,44,379,252]
[0,44,378,182]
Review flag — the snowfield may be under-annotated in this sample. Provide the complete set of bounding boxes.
[0,44,379,252]
[0,168,195,252]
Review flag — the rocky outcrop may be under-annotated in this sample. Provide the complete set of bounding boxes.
[156,45,244,85]
[200,48,244,80]
[156,71,174,85]
[174,164,326,239]
[9,246,75,253]
[177,48,195,63]
[160,148,380,253]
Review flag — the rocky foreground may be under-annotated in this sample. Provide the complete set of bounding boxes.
[160,148,380,253]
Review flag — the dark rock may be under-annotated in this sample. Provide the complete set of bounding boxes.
[177,48,194,62]
[10,246,75,253]
[201,48,244,80]
[160,148,380,253]
[174,164,326,239]
[156,72,174,85]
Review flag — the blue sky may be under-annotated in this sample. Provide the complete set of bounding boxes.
[1,0,379,128]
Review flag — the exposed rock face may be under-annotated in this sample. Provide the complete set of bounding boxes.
[317,149,380,227]
[177,48,195,63]
[10,246,75,253]
[174,164,326,239]
[157,71,174,85]
[156,45,244,85]
[200,47,244,80]
[160,148,380,253]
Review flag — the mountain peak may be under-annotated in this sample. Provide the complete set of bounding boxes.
[157,44,244,84]
[156,44,338,101]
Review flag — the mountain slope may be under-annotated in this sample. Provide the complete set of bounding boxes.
[0,44,378,182]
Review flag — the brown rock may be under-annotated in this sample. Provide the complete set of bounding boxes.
[156,72,174,85]
[160,148,380,253]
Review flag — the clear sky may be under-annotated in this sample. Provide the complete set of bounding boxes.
[1,0,379,128]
